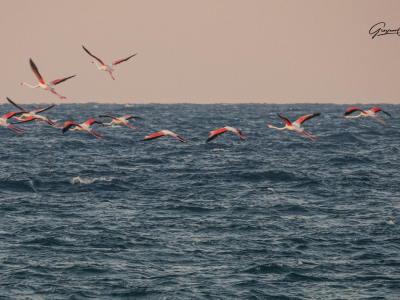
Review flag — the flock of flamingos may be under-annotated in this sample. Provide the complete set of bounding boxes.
[1,46,392,142]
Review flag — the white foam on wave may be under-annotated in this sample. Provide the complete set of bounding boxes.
[386,220,395,225]
[212,148,229,152]
[70,176,115,185]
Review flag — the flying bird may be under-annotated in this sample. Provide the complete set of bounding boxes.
[0,111,24,134]
[62,119,104,139]
[206,126,246,143]
[141,130,187,143]
[7,98,59,127]
[21,59,75,99]
[82,46,137,80]
[344,107,391,124]
[99,114,141,130]
[268,113,320,141]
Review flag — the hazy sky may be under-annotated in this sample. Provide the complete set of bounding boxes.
[1,0,399,104]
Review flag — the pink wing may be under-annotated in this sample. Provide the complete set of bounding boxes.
[62,121,80,132]
[83,119,103,126]
[49,75,76,85]
[206,128,228,142]
[141,131,166,141]
[277,114,292,126]
[99,114,117,121]
[121,115,142,120]
[15,116,36,124]
[30,59,45,84]
[293,113,321,125]
[172,134,187,143]
[233,128,246,140]
[1,111,23,120]
[32,104,55,114]
[344,107,365,116]
[82,46,105,66]
[369,107,391,117]
[112,53,137,66]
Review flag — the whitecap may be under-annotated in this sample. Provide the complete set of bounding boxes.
[212,148,229,152]
[70,176,115,185]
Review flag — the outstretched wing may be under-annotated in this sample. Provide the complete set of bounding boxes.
[45,119,60,127]
[83,119,103,126]
[277,114,292,126]
[369,107,391,117]
[344,107,364,116]
[294,113,321,125]
[171,134,187,143]
[206,128,227,143]
[14,116,36,124]
[32,104,55,114]
[50,75,76,85]
[62,121,79,132]
[141,131,165,142]
[99,114,116,120]
[112,53,137,66]
[82,46,105,66]
[30,59,45,84]
[121,115,142,120]
[1,111,23,120]
[233,128,246,141]
[7,97,27,113]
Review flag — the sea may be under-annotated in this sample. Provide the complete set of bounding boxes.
[0,103,399,299]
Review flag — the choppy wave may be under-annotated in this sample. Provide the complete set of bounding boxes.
[0,103,399,299]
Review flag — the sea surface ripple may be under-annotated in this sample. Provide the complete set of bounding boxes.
[0,103,399,299]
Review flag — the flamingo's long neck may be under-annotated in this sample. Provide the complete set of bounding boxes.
[93,61,103,69]
[268,125,287,130]
[345,114,362,118]
[22,83,40,89]
[102,121,114,125]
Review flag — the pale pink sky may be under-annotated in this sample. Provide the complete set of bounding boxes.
[0,0,399,104]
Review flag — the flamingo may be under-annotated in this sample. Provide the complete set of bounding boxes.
[21,59,75,99]
[0,111,24,134]
[344,107,391,124]
[206,126,246,143]
[141,130,187,143]
[99,114,141,130]
[268,113,320,141]
[7,98,59,127]
[62,119,104,139]
[82,46,137,80]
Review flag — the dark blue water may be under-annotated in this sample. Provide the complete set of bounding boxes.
[1,103,399,299]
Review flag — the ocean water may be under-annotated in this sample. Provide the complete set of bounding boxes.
[0,103,399,299]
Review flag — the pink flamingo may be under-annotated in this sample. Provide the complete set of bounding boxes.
[344,107,391,124]
[268,113,320,141]
[7,98,59,127]
[141,130,187,143]
[62,119,104,139]
[0,111,24,134]
[82,46,137,80]
[206,126,245,142]
[21,59,75,99]
[99,114,141,130]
